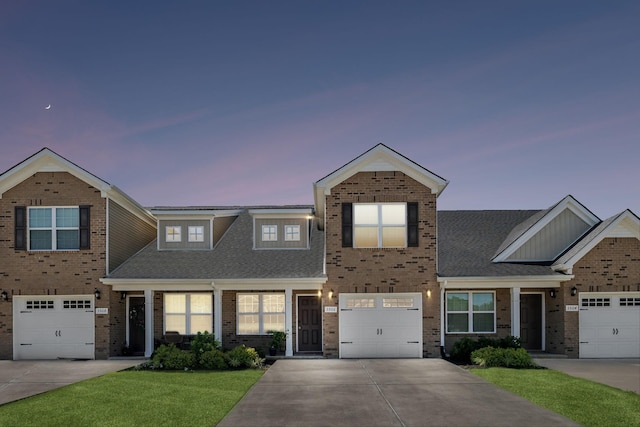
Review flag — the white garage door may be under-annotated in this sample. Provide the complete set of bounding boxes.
[339,293,422,358]
[13,295,95,360]
[579,292,640,358]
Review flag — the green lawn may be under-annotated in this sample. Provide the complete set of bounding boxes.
[472,367,640,427]
[0,369,262,427]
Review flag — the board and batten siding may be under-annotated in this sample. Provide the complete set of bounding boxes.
[159,219,211,250]
[508,209,591,261]
[254,218,309,249]
[108,200,157,271]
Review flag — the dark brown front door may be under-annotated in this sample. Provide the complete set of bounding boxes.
[298,296,322,352]
[128,297,145,356]
[520,294,542,350]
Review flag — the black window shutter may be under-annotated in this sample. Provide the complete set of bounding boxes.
[15,206,26,250]
[407,202,419,247]
[342,203,353,247]
[79,205,91,249]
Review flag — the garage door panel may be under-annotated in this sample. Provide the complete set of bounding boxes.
[339,293,422,358]
[579,293,640,358]
[13,296,95,360]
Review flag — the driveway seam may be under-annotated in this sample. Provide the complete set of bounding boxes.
[359,360,406,427]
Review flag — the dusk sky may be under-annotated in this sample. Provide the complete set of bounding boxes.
[2,1,639,219]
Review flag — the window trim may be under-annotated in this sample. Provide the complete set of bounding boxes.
[163,293,212,335]
[446,291,496,334]
[188,225,204,242]
[284,224,301,241]
[165,226,182,242]
[27,206,81,251]
[237,293,285,335]
[353,202,407,248]
[261,225,278,242]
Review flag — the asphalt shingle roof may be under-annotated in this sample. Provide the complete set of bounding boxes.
[109,211,325,280]
[438,210,566,277]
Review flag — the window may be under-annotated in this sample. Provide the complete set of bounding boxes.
[164,293,212,335]
[382,297,414,308]
[346,298,376,308]
[188,226,204,242]
[284,225,300,241]
[581,297,611,307]
[27,207,80,250]
[446,292,495,333]
[261,225,277,242]
[352,203,406,248]
[166,226,182,242]
[237,293,285,334]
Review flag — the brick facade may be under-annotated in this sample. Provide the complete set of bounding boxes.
[323,171,440,357]
[0,172,110,359]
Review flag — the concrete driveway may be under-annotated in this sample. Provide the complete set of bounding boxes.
[218,359,577,427]
[0,359,140,406]
[533,358,640,394]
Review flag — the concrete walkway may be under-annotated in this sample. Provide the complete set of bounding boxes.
[533,358,640,394]
[0,359,140,406]
[219,359,577,427]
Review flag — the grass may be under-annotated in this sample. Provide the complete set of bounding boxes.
[472,367,640,427]
[0,369,263,427]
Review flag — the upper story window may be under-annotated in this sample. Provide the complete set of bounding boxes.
[343,202,418,248]
[19,206,90,251]
[188,226,204,242]
[284,225,301,241]
[166,226,182,242]
[262,225,277,241]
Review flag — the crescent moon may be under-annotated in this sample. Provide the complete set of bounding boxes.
[45,105,51,110]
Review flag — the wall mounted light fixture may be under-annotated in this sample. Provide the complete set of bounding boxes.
[121,291,127,300]
[571,286,578,297]
[94,289,101,300]
[0,291,7,301]
[426,289,432,298]
[328,289,334,299]
[317,289,322,298]
[549,289,556,298]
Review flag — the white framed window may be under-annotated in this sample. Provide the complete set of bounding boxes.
[353,203,406,248]
[261,225,277,242]
[28,207,79,250]
[166,226,182,242]
[164,293,212,335]
[446,292,495,333]
[188,226,204,242]
[284,225,301,241]
[346,298,376,308]
[237,293,285,334]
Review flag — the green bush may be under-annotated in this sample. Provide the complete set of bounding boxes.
[226,345,263,369]
[190,331,221,356]
[151,344,196,370]
[471,347,536,369]
[450,336,522,364]
[199,349,229,370]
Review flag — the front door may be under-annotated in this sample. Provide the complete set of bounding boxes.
[520,294,542,350]
[128,297,145,356]
[298,296,322,352]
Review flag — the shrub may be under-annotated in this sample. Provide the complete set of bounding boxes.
[226,345,263,369]
[199,349,228,370]
[190,331,221,356]
[450,336,522,364]
[471,347,536,369]
[151,344,196,370]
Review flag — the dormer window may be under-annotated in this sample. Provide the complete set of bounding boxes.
[166,226,182,242]
[188,226,204,242]
[262,225,277,241]
[284,225,301,241]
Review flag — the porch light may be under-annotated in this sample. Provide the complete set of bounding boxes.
[549,289,556,298]
[1,291,7,301]
[317,290,322,298]
[571,286,578,297]
[426,289,432,298]
[121,291,127,300]
[329,289,334,299]
[94,289,101,300]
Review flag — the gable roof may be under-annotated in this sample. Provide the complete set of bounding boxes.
[313,144,448,228]
[438,210,567,278]
[0,148,155,226]
[107,210,325,281]
[492,195,600,263]
[552,209,640,274]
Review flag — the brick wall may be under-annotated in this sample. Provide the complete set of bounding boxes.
[562,237,640,357]
[0,172,109,359]
[323,171,440,357]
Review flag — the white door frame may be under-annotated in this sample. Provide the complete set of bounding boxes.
[296,293,323,353]
[520,291,545,351]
